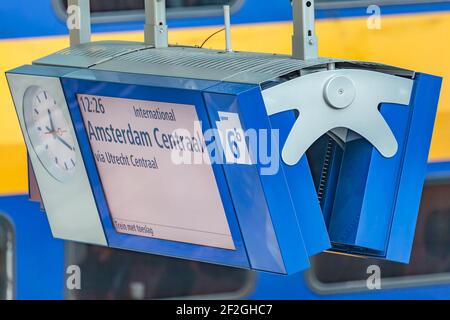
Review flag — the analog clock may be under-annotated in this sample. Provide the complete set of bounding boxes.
[23,86,77,181]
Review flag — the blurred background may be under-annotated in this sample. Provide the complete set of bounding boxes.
[0,0,450,299]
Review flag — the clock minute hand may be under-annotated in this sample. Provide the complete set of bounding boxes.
[55,135,74,151]
[47,109,55,131]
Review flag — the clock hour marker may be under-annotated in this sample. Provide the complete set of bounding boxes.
[71,159,76,166]
[37,96,41,103]
[44,91,47,99]
[55,157,58,164]
[64,162,68,170]
[34,108,39,115]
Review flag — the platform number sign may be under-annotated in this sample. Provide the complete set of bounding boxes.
[216,112,253,165]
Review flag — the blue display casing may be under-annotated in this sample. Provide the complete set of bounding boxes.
[326,73,442,263]
[58,68,328,274]
[7,63,441,274]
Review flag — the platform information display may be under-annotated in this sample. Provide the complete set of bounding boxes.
[77,94,235,250]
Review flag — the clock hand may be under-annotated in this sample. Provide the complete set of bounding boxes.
[55,135,74,151]
[44,126,73,150]
[45,126,67,135]
[45,126,55,137]
[48,109,55,132]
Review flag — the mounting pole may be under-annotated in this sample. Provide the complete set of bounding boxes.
[144,0,169,48]
[292,0,318,60]
[223,5,233,52]
[68,0,91,46]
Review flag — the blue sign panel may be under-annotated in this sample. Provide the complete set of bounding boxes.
[6,61,441,274]
[58,69,319,274]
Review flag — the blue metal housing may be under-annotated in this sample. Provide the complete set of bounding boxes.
[325,73,441,263]
[57,69,329,274]
[6,63,442,274]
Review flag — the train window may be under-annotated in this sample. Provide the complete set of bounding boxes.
[315,0,440,9]
[0,216,15,300]
[65,243,254,300]
[55,0,241,23]
[308,180,450,293]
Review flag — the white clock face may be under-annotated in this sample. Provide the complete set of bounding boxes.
[23,86,77,181]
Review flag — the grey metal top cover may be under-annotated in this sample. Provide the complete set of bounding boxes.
[34,41,150,69]
[33,41,414,85]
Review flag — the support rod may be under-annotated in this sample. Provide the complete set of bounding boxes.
[68,0,91,46]
[292,0,318,60]
[224,5,233,52]
[144,0,169,48]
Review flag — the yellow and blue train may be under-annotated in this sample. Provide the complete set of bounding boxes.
[1,0,450,299]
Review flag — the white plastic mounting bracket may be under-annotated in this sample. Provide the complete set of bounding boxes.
[262,69,414,165]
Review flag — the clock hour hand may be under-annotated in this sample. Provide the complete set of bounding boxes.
[45,126,56,140]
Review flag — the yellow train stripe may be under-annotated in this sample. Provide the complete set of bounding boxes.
[1,11,450,193]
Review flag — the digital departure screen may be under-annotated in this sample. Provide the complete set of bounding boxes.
[77,94,235,250]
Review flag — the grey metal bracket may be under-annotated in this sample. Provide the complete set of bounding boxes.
[68,0,91,47]
[144,0,169,48]
[67,0,168,48]
[292,0,318,60]
[262,69,414,165]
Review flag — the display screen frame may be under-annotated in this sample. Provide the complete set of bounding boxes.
[61,76,250,269]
